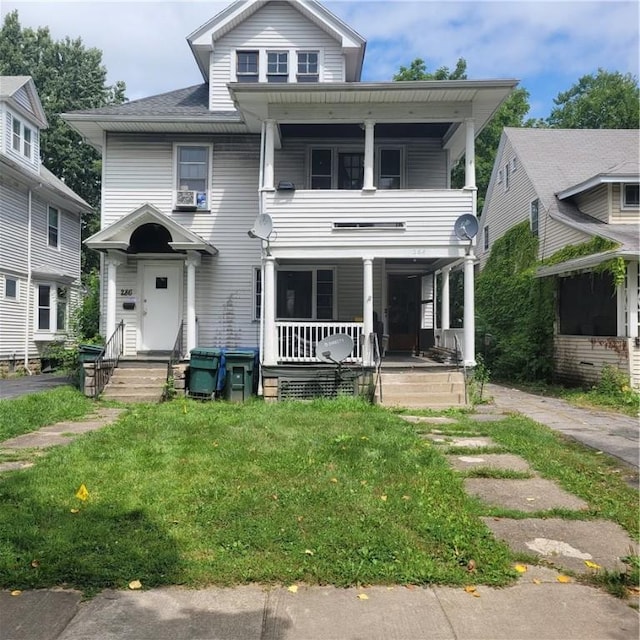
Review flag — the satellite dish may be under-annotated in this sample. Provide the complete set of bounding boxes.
[248,214,273,240]
[316,333,354,363]
[453,214,479,241]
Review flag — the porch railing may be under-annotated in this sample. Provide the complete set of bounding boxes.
[276,321,363,363]
[94,320,124,398]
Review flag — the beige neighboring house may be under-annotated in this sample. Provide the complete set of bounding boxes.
[0,76,91,373]
[480,127,640,388]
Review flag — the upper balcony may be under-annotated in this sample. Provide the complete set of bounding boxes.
[263,187,475,259]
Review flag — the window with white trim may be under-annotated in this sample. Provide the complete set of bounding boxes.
[276,268,335,320]
[236,50,259,82]
[253,267,262,321]
[530,199,539,237]
[622,183,639,209]
[56,287,68,331]
[378,148,402,189]
[175,145,210,210]
[37,284,52,331]
[4,276,18,301]
[267,51,288,83]
[297,51,319,82]
[10,116,34,159]
[483,225,489,251]
[48,206,59,248]
[310,148,333,189]
[12,117,21,152]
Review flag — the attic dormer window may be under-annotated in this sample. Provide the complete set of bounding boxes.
[10,115,33,159]
[237,51,259,82]
[267,51,289,83]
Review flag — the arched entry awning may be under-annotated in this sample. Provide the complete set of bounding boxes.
[84,203,217,256]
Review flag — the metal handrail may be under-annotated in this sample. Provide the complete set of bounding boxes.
[453,333,468,404]
[94,320,124,399]
[372,331,383,404]
[166,321,184,390]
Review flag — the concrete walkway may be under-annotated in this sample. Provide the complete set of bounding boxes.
[1,388,638,640]
[486,383,639,471]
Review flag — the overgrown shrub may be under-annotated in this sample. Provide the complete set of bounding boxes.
[593,365,640,411]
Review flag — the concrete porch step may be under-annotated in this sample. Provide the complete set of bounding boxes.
[102,363,167,404]
[376,370,467,409]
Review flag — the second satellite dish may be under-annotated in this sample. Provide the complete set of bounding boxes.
[248,214,273,240]
[316,333,354,363]
[453,214,479,241]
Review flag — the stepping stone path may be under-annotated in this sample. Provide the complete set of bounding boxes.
[398,415,457,425]
[0,407,124,474]
[427,425,635,577]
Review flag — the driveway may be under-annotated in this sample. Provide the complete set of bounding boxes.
[0,374,72,400]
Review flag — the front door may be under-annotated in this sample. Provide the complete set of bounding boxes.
[141,263,182,351]
[387,274,420,352]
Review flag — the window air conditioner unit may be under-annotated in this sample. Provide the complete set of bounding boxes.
[175,189,197,209]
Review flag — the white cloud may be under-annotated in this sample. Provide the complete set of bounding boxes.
[2,0,638,117]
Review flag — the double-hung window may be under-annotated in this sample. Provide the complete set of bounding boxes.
[176,145,210,209]
[38,284,51,331]
[236,51,259,82]
[338,153,364,190]
[530,199,540,237]
[297,51,319,82]
[311,149,333,189]
[56,287,68,331]
[254,267,262,321]
[378,149,402,189]
[10,116,33,160]
[277,268,334,320]
[622,183,639,209]
[48,206,59,248]
[267,51,288,83]
[12,117,21,152]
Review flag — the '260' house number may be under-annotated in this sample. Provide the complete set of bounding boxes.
[120,289,133,296]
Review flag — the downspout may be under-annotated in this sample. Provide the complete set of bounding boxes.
[23,187,34,374]
[257,120,266,395]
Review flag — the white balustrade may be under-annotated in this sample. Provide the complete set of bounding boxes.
[276,321,363,363]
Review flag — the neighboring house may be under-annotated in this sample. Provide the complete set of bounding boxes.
[62,0,516,399]
[480,127,640,388]
[0,76,90,374]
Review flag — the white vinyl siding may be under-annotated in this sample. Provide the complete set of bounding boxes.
[574,184,609,223]
[612,183,640,224]
[4,109,40,172]
[0,274,27,360]
[210,2,344,110]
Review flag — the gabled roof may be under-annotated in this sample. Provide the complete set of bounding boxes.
[85,203,217,255]
[187,0,366,82]
[0,76,47,128]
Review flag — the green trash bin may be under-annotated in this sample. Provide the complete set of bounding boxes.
[223,348,258,402]
[77,344,104,393]
[188,348,222,399]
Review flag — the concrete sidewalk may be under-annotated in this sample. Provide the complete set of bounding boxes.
[486,383,639,471]
[2,568,638,640]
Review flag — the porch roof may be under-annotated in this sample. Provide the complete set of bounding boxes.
[85,203,217,256]
[535,248,639,278]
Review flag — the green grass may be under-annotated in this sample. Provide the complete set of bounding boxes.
[0,397,517,595]
[0,386,94,441]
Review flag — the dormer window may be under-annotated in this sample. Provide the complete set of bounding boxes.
[297,51,319,83]
[622,183,639,209]
[236,51,259,82]
[267,51,288,83]
[10,116,34,159]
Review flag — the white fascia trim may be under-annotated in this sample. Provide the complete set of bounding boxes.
[535,249,636,278]
[557,174,640,200]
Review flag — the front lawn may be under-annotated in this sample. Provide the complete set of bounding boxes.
[0,398,516,594]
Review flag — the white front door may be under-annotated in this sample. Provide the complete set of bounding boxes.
[141,263,182,351]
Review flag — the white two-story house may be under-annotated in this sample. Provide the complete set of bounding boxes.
[0,76,89,374]
[63,0,516,401]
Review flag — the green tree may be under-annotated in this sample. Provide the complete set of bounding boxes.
[547,69,639,129]
[393,57,467,81]
[0,11,126,271]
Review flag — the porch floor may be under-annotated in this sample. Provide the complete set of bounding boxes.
[380,353,460,371]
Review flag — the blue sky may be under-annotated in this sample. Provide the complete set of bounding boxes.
[2,0,638,120]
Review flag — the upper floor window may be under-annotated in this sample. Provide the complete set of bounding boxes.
[530,199,539,237]
[4,277,18,301]
[504,162,510,191]
[48,206,59,248]
[378,148,402,189]
[297,51,319,82]
[622,183,639,209]
[267,51,289,83]
[11,116,34,159]
[338,152,364,190]
[175,145,210,210]
[12,117,21,152]
[311,148,333,189]
[237,51,259,82]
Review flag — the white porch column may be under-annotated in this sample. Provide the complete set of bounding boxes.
[263,119,276,191]
[363,257,374,366]
[626,261,639,338]
[464,118,476,189]
[263,255,277,366]
[463,255,476,367]
[441,266,451,331]
[105,252,123,339]
[363,119,375,191]
[186,251,200,355]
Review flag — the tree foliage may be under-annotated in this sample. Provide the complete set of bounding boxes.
[393,57,468,81]
[476,222,555,381]
[547,69,639,129]
[0,11,126,270]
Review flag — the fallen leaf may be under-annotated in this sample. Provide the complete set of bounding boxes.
[304,549,314,556]
[360,480,367,486]
[128,580,142,590]
[287,585,298,593]
[514,564,528,573]
[75,484,89,501]
[30,560,40,568]
[297,516,304,522]
[380,495,387,502]
[70,509,80,514]
[584,560,601,570]
[271,494,278,501]
[401,495,410,501]
[556,575,572,583]
[11,590,21,597]
[467,559,477,572]
[405,584,415,590]
[356,593,369,600]
[330,478,338,483]
[532,579,541,585]
[526,497,535,502]
[464,586,477,594]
